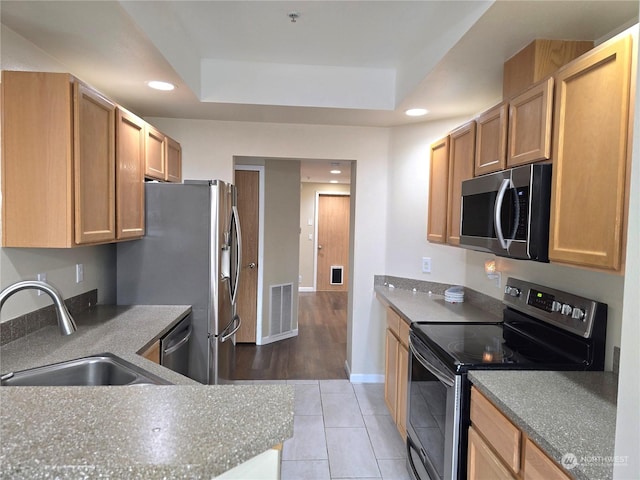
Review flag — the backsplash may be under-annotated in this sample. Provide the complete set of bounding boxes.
[374,275,504,318]
[0,289,97,346]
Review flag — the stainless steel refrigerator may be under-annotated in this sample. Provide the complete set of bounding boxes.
[116,180,241,384]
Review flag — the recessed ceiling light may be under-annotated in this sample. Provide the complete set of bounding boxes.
[330,169,341,174]
[405,108,428,117]
[147,80,176,91]
[330,180,339,184]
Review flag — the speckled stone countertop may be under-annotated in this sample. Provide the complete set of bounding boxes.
[374,283,501,324]
[0,305,294,479]
[469,371,619,480]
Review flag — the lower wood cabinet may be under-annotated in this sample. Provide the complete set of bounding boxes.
[384,307,409,439]
[468,387,573,480]
[140,340,160,364]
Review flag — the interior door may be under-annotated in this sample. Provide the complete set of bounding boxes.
[316,194,350,291]
[235,170,260,343]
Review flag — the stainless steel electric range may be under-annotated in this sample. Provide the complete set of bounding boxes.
[406,277,607,480]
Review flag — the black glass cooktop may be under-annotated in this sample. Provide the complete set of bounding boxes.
[411,321,585,371]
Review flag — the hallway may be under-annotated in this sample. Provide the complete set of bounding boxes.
[234,291,348,380]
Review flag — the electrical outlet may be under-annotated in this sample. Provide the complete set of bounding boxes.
[37,273,47,295]
[76,263,84,283]
[422,257,432,273]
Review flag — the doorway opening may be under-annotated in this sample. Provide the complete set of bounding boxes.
[232,157,354,380]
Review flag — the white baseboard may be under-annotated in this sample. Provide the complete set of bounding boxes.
[259,329,298,345]
[344,360,384,383]
[298,286,315,292]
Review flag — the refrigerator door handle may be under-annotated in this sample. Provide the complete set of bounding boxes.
[220,314,241,343]
[229,205,242,306]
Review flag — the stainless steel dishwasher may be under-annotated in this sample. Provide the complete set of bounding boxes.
[160,314,192,377]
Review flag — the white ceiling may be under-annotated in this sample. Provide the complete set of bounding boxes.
[1,0,638,182]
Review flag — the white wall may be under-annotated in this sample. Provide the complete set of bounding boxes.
[148,116,390,378]
[0,26,117,322]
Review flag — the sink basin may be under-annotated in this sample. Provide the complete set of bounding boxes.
[0,353,171,386]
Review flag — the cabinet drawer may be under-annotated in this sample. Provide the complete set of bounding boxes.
[386,308,401,337]
[470,387,521,474]
[524,438,572,480]
[398,317,410,348]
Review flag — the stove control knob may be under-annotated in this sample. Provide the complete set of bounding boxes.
[551,301,562,313]
[572,307,586,321]
[561,303,573,316]
[505,286,521,297]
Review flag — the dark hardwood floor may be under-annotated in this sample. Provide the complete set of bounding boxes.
[233,291,348,380]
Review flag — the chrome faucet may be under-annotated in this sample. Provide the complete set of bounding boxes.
[0,281,77,335]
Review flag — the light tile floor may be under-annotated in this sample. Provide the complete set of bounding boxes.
[238,379,411,480]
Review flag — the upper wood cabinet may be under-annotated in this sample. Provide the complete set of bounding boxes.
[2,71,117,247]
[549,31,634,272]
[144,126,182,183]
[116,108,146,240]
[447,121,476,245]
[427,136,450,243]
[475,102,508,176]
[165,136,183,183]
[145,124,167,181]
[507,77,554,167]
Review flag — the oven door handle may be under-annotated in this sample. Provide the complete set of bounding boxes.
[410,342,455,387]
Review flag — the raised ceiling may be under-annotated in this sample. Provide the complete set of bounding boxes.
[1,1,637,129]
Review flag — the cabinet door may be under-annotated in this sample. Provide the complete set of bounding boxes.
[447,121,476,245]
[475,103,507,176]
[116,108,145,240]
[507,77,553,167]
[468,427,517,480]
[427,136,450,243]
[74,82,116,244]
[145,124,166,180]
[396,343,409,440]
[384,329,399,419]
[549,33,633,271]
[1,71,75,247]
[165,136,183,183]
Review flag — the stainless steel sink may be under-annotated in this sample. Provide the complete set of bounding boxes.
[0,353,171,386]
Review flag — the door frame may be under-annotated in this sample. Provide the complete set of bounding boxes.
[313,191,350,292]
[234,165,266,345]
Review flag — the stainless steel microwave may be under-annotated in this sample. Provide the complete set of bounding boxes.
[459,163,552,261]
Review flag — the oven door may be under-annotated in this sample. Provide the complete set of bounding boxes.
[407,335,463,480]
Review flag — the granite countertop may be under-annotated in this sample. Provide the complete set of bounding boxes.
[0,305,294,479]
[374,283,501,324]
[469,371,619,480]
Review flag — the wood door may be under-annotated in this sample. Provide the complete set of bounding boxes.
[145,124,166,180]
[165,136,182,183]
[316,194,350,291]
[235,170,260,343]
[549,33,633,271]
[115,108,145,240]
[427,136,449,243]
[468,427,517,480]
[447,122,476,245]
[507,77,554,167]
[74,81,116,244]
[396,343,408,440]
[475,102,508,176]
